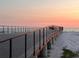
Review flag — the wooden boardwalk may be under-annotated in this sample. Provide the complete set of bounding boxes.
[0,25,63,58]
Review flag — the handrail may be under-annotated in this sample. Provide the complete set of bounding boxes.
[0,25,38,34]
[0,33,26,43]
[0,25,48,43]
[0,27,44,43]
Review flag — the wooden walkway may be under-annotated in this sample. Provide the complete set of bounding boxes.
[0,25,63,58]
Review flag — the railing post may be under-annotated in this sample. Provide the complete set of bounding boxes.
[21,27,23,32]
[3,26,4,33]
[44,28,46,44]
[33,31,35,56]
[25,34,27,58]
[43,28,45,45]
[9,39,12,58]
[10,26,11,34]
[46,27,47,42]
[39,29,41,49]
[7,26,9,34]
[22,27,24,32]
[23,27,24,32]
[20,27,22,32]
[17,26,19,32]
[11,26,12,33]
[15,26,16,33]
[25,28,26,32]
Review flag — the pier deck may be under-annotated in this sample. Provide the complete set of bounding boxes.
[0,26,63,58]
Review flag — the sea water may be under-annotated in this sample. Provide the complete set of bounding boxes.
[64,28,79,32]
[48,28,79,58]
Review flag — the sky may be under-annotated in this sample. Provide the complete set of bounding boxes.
[0,0,79,28]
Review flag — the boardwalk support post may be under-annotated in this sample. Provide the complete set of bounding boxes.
[52,37,54,44]
[47,40,52,50]
[33,31,37,57]
[38,46,47,58]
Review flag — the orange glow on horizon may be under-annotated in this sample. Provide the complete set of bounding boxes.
[1,0,79,28]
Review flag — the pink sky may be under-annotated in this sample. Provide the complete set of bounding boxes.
[0,0,79,28]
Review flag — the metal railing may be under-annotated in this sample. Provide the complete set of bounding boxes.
[0,26,63,58]
[0,25,37,34]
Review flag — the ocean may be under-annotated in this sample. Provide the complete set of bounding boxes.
[64,28,79,32]
[48,30,79,58]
